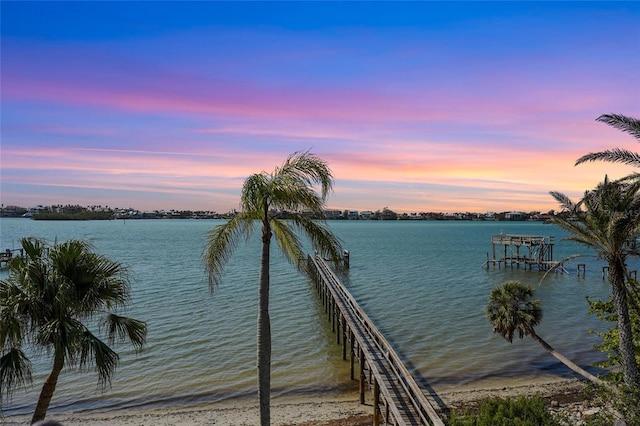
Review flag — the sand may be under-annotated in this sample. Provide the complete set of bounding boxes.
[2,377,592,425]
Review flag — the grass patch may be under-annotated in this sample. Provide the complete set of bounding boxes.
[447,395,561,426]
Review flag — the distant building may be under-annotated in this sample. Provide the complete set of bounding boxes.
[531,213,553,221]
[323,209,343,219]
[0,205,28,217]
[505,211,523,221]
[347,210,359,220]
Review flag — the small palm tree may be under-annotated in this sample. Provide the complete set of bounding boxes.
[550,177,640,388]
[487,281,607,387]
[204,151,343,426]
[0,237,147,423]
[575,113,640,167]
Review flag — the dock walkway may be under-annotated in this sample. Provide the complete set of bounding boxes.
[307,254,444,426]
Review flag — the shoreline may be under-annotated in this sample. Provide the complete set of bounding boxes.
[2,377,594,425]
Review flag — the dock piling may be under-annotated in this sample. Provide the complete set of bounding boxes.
[577,264,586,278]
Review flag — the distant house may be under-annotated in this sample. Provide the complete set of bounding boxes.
[323,209,343,219]
[0,205,28,217]
[25,205,48,217]
[359,210,373,219]
[505,211,523,221]
[347,210,359,220]
[531,213,553,222]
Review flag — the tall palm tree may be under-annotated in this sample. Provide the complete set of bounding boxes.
[486,281,607,387]
[0,237,147,423]
[550,176,640,388]
[575,113,640,167]
[204,151,343,426]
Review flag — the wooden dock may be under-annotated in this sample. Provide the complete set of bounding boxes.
[0,249,23,268]
[484,234,563,271]
[307,254,444,426]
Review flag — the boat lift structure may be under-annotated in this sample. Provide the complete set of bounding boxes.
[484,233,563,271]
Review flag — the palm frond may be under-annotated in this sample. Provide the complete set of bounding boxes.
[272,185,324,215]
[538,254,586,285]
[275,151,334,201]
[36,317,84,364]
[575,149,640,167]
[78,331,119,388]
[0,282,26,348]
[287,213,343,264]
[204,214,255,291]
[242,173,270,213]
[270,219,304,270]
[70,252,131,313]
[553,212,609,254]
[549,190,578,212]
[0,348,33,403]
[575,114,640,166]
[597,113,640,141]
[615,172,640,185]
[18,237,47,260]
[103,313,147,351]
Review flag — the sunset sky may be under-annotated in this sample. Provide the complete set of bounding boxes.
[2,1,639,214]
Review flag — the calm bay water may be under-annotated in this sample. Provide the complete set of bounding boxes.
[0,218,622,416]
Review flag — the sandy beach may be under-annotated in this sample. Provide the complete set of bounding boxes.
[2,378,593,425]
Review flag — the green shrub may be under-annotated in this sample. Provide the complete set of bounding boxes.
[447,395,561,426]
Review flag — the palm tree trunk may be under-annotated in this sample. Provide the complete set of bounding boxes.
[529,330,609,388]
[609,259,640,387]
[31,348,64,424]
[258,221,272,426]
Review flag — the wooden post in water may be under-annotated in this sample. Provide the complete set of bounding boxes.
[492,242,496,265]
[331,300,336,332]
[577,264,586,278]
[503,244,507,268]
[323,286,328,311]
[359,348,365,404]
[342,317,347,360]
[350,333,355,379]
[373,380,380,426]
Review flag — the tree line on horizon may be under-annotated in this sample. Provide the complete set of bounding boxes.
[1,203,562,222]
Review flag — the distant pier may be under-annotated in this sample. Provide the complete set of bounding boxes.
[0,248,23,268]
[484,234,563,272]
